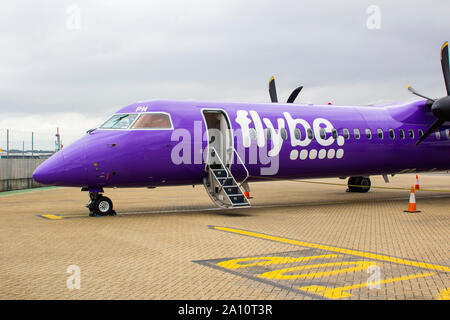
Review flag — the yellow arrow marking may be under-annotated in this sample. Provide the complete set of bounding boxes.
[298,272,435,299]
[259,261,375,280]
[213,226,450,272]
[436,288,450,300]
[218,254,340,270]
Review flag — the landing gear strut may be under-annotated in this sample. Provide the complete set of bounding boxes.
[347,176,371,193]
[87,192,116,216]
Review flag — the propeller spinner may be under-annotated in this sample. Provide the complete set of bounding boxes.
[407,41,450,145]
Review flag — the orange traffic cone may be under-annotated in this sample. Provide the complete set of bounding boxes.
[404,186,421,213]
[415,175,420,190]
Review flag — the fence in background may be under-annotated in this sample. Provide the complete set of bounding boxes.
[0,128,60,159]
[0,128,61,191]
[0,159,46,191]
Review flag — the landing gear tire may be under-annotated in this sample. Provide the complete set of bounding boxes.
[93,196,115,216]
[347,177,371,193]
[359,177,371,193]
[87,193,116,216]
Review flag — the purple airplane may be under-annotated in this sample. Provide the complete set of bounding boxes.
[33,42,450,216]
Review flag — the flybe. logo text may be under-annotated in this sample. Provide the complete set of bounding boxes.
[235,110,345,161]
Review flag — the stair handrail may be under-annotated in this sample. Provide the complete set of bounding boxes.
[209,146,249,190]
[230,146,249,188]
[209,147,228,175]
[209,146,230,193]
[208,146,250,207]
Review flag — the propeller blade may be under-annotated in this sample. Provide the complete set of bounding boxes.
[406,85,435,102]
[441,41,450,95]
[287,86,303,103]
[415,118,444,146]
[269,76,278,103]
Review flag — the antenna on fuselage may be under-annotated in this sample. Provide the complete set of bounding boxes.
[268,76,303,104]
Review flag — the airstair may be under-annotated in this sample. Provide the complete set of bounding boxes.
[203,147,251,209]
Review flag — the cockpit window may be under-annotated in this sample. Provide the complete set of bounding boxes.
[131,113,172,129]
[100,114,139,129]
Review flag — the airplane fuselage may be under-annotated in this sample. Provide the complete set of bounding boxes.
[33,99,450,190]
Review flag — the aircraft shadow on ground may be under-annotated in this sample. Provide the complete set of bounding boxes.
[48,193,450,220]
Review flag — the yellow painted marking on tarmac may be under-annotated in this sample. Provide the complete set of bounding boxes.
[258,261,374,280]
[213,226,450,272]
[218,254,340,270]
[39,214,86,220]
[436,288,450,300]
[41,214,64,220]
[298,272,435,299]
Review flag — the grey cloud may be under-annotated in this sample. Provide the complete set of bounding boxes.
[1,0,450,117]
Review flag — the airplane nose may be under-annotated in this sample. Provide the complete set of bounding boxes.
[33,151,65,185]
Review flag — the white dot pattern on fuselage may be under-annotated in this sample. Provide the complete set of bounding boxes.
[318,149,326,159]
[291,137,345,161]
[300,149,308,160]
[290,149,299,160]
[327,149,335,159]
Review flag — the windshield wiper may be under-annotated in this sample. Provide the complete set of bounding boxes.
[111,114,130,128]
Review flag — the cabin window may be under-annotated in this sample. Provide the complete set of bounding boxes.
[319,128,326,139]
[249,128,257,140]
[446,129,450,139]
[265,128,272,140]
[408,129,414,139]
[377,129,384,139]
[294,128,301,140]
[343,129,350,140]
[132,113,172,129]
[399,129,405,139]
[389,129,395,139]
[307,128,314,140]
[354,129,360,139]
[365,129,372,139]
[435,130,441,140]
[100,113,139,129]
[418,129,424,138]
[280,128,288,140]
[332,128,338,139]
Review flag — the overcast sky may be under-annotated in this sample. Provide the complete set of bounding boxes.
[1,0,450,149]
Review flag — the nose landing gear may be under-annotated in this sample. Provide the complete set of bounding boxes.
[347,176,371,193]
[87,192,116,216]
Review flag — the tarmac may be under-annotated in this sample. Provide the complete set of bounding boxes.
[0,174,448,300]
